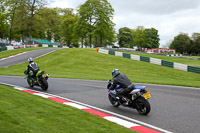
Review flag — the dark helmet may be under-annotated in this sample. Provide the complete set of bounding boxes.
[112,69,120,77]
[28,57,33,63]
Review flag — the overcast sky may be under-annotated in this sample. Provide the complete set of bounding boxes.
[49,0,200,47]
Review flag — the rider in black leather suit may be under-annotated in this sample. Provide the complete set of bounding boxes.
[25,57,40,83]
[109,69,135,105]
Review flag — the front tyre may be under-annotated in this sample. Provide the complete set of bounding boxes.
[40,78,48,90]
[108,94,120,107]
[27,78,34,88]
[135,96,151,115]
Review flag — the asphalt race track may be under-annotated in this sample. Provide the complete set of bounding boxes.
[0,48,60,68]
[1,49,200,133]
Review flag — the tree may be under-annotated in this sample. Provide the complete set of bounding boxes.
[0,0,9,39]
[74,14,88,48]
[13,0,29,43]
[0,14,9,39]
[144,28,160,48]
[118,27,133,47]
[76,0,116,47]
[3,0,50,43]
[61,8,79,47]
[170,33,192,54]
[25,0,48,42]
[35,7,62,42]
[77,0,96,47]
[92,0,116,47]
[192,33,200,55]
[133,26,147,49]
[3,0,117,47]
[5,0,20,44]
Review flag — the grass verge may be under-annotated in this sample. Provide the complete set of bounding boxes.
[0,85,136,133]
[0,48,200,87]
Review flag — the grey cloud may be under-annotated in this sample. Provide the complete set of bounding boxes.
[108,0,200,15]
[51,0,200,46]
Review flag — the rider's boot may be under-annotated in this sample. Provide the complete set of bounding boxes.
[122,97,130,105]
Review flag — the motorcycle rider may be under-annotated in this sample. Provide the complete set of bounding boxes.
[109,69,135,105]
[24,57,40,84]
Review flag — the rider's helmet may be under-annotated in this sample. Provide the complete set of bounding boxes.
[28,57,33,63]
[112,69,120,78]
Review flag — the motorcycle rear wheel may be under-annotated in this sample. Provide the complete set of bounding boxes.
[108,94,120,107]
[135,96,151,115]
[39,78,48,90]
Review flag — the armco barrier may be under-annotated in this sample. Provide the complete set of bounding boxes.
[161,60,173,68]
[98,48,108,54]
[140,56,150,63]
[6,46,14,50]
[131,54,140,61]
[13,45,25,49]
[150,58,161,65]
[97,48,200,74]
[42,44,49,47]
[174,62,187,71]
[0,46,7,51]
[123,53,131,59]
[188,66,200,74]
[115,51,123,57]
[109,50,115,55]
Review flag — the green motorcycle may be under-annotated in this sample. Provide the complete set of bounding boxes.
[25,70,49,90]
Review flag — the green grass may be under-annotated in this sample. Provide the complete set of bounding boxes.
[0,85,136,133]
[0,48,200,87]
[0,47,48,59]
[190,56,200,58]
[122,51,200,67]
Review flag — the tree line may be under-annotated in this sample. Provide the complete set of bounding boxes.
[118,26,160,49]
[1,0,200,54]
[117,26,200,55]
[170,33,200,55]
[0,0,161,49]
[0,0,116,47]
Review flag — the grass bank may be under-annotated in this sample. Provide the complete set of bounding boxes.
[0,85,135,133]
[0,48,200,87]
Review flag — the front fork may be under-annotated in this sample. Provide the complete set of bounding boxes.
[109,92,120,101]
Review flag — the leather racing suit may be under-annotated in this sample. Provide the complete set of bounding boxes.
[109,74,135,96]
[25,62,40,82]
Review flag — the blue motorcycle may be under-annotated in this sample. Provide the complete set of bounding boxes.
[107,80,151,115]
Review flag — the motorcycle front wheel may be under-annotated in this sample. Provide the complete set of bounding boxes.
[135,96,151,115]
[39,77,48,90]
[27,78,34,88]
[108,94,120,107]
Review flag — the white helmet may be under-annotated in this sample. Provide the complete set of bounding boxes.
[28,57,33,63]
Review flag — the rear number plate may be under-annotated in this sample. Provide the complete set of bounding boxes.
[143,91,151,99]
